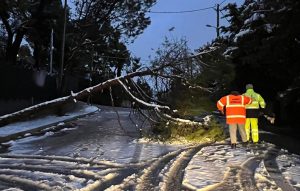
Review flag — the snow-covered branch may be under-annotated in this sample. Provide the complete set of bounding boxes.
[0,61,212,127]
[154,108,203,126]
[190,46,219,58]
[117,79,170,110]
[151,72,212,93]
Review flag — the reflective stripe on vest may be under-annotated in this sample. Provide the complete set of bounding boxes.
[227,115,246,118]
[226,104,245,108]
[226,95,244,107]
[218,100,224,107]
[244,89,265,109]
[225,95,246,121]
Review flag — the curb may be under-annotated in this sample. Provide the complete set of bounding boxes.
[0,106,100,144]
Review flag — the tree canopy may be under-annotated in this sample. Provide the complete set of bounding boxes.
[223,0,300,99]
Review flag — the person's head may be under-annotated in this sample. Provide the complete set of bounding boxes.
[246,84,253,90]
[230,91,240,95]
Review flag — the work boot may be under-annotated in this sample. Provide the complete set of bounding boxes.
[253,140,260,144]
[231,143,236,149]
[242,141,248,148]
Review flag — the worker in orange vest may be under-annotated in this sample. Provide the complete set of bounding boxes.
[217,91,252,149]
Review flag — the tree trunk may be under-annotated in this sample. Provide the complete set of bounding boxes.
[5,29,25,65]
[33,42,41,69]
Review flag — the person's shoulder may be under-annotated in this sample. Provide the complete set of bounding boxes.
[254,91,262,97]
[220,95,228,99]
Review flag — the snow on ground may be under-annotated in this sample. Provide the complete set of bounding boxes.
[3,106,182,164]
[1,105,300,190]
[0,104,98,137]
[183,144,234,189]
[183,143,269,190]
[277,152,300,190]
[181,141,300,191]
[255,160,282,191]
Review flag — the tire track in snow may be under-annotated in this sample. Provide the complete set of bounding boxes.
[212,166,243,191]
[200,144,265,191]
[212,163,259,191]
[0,174,54,191]
[136,149,185,191]
[203,143,294,191]
[161,143,217,191]
[238,157,261,191]
[0,154,123,168]
[0,163,102,179]
[105,173,138,191]
[0,154,152,190]
[0,154,132,190]
[0,180,16,190]
[264,148,296,191]
[95,168,139,191]
[0,141,297,190]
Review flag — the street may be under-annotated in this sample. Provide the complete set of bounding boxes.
[0,106,299,190]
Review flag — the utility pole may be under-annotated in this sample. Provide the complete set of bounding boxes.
[216,4,220,38]
[206,4,221,38]
[58,0,67,93]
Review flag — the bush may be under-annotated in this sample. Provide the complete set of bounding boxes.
[150,118,225,143]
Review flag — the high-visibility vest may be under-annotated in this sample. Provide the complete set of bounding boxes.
[243,89,266,109]
[217,95,252,124]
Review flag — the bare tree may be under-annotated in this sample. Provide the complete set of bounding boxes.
[0,38,219,132]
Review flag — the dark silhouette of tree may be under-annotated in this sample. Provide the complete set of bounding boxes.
[222,0,300,126]
[0,0,63,65]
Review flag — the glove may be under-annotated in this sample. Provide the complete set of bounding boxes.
[259,108,266,116]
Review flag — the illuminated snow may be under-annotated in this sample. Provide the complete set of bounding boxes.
[1,105,300,190]
[0,104,98,137]
[277,153,300,190]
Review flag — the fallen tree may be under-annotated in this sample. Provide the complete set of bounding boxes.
[0,65,210,127]
[0,38,218,129]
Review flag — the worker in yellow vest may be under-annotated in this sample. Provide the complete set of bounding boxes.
[243,84,266,143]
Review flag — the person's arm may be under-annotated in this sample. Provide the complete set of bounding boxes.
[258,94,266,109]
[217,96,226,114]
[244,96,252,105]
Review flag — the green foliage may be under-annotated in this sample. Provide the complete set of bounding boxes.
[185,120,225,142]
[175,96,215,116]
[151,118,225,143]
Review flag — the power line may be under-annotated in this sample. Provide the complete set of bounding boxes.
[148,6,215,14]
[148,0,229,14]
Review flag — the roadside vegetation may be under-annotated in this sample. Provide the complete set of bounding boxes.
[151,118,225,144]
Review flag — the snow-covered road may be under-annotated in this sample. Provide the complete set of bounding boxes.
[0,105,299,190]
